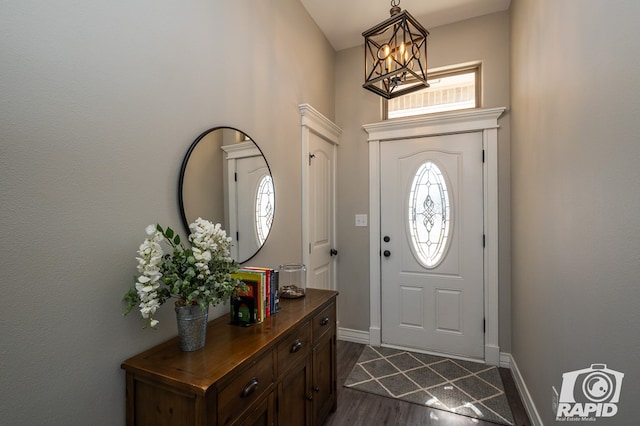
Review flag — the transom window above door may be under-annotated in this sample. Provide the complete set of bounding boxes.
[385,63,481,119]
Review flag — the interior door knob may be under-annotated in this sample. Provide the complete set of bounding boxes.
[383,250,391,257]
[330,248,338,256]
[383,236,390,242]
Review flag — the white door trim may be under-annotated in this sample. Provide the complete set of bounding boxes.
[363,107,505,365]
[299,104,342,290]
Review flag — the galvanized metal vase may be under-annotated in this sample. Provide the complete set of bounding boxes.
[175,304,208,351]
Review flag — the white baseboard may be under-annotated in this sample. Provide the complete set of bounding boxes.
[337,327,370,345]
[504,353,543,426]
[500,352,511,368]
[485,344,501,366]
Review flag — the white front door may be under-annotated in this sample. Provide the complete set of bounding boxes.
[380,132,484,359]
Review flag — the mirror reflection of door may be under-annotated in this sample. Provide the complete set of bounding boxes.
[222,141,274,262]
[179,127,274,263]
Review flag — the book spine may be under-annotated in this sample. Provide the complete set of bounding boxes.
[263,270,271,318]
[273,270,280,313]
[269,269,274,314]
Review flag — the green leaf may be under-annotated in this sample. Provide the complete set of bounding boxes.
[156,224,163,233]
[166,227,174,238]
[122,287,141,315]
[174,235,181,245]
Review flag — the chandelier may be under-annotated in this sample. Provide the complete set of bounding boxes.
[362,0,429,99]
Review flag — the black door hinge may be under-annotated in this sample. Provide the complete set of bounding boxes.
[483,318,486,333]
[483,234,486,247]
[482,149,485,163]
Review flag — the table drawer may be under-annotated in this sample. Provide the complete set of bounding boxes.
[217,349,274,426]
[277,321,311,376]
[312,302,335,343]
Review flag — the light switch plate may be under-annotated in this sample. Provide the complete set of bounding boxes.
[355,214,368,227]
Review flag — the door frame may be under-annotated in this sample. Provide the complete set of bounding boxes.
[299,104,342,290]
[364,107,505,365]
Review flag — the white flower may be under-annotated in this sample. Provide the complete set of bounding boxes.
[132,225,165,327]
[126,218,239,330]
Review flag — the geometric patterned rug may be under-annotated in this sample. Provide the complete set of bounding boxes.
[344,346,515,425]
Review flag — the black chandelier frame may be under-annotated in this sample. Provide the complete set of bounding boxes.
[362,4,429,99]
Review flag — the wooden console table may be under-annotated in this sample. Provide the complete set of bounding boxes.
[121,288,338,426]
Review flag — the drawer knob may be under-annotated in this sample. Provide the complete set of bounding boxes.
[320,316,330,326]
[314,386,320,393]
[241,378,259,398]
[306,394,313,401]
[290,339,303,353]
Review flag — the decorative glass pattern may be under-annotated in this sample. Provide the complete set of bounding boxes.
[408,161,451,267]
[255,175,274,245]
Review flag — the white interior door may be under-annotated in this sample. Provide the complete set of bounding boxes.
[307,132,335,290]
[300,104,341,292]
[380,132,484,359]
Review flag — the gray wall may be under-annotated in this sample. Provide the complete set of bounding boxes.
[0,0,334,424]
[510,0,640,424]
[334,12,512,351]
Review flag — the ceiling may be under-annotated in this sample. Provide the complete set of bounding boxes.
[299,0,511,51]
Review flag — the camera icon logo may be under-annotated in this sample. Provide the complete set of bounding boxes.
[557,364,624,419]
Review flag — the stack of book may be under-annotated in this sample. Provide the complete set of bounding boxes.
[229,267,279,326]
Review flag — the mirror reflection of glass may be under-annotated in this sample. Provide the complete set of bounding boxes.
[179,127,274,263]
[255,175,274,245]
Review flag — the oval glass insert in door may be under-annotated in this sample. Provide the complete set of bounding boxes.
[407,160,453,268]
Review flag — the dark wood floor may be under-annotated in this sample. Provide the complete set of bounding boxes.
[324,340,532,426]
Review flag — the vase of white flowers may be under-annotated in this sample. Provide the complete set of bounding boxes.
[174,304,208,351]
[124,217,245,351]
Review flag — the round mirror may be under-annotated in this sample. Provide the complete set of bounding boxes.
[178,127,275,263]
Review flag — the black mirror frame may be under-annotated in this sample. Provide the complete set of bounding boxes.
[177,126,274,264]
